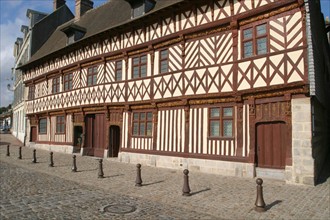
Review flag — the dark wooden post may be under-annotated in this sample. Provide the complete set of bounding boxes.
[6,144,10,156]
[98,159,104,178]
[71,155,77,172]
[135,163,142,187]
[49,152,54,167]
[18,146,22,159]
[32,149,37,163]
[182,169,191,196]
[255,178,266,212]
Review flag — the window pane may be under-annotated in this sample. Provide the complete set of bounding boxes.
[133,113,139,120]
[140,123,145,135]
[223,120,233,137]
[93,75,97,84]
[223,107,233,117]
[160,49,168,58]
[147,112,152,120]
[39,118,47,133]
[243,41,253,58]
[256,24,266,36]
[147,122,152,136]
[133,67,139,78]
[210,108,220,118]
[133,57,139,65]
[116,70,122,81]
[141,55,147,63]
[87,75,92,85]
[140,112,146,120]
[116,61,122,69]
[160,60,168,73]
[93,66,98,72]
[133,122,139,135]
[141,65,147,77]
[210,121,220,137]
[257,37,267,55]
[88,67,92,74]
[243,28,252,39]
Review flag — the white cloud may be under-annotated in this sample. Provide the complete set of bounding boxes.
[0,1,52,107]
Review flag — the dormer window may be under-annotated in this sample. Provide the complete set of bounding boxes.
[61,24,86,45]
[126,0,155,18]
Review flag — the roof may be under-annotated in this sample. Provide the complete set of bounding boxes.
[21,0,184,70]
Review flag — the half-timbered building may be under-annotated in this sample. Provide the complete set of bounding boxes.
[19,0,330,185]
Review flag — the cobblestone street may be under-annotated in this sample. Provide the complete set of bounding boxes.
[1,134,329,219]
[0,161,216,220]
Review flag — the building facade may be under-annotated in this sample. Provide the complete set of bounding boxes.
[12,10,48,143]
[12,1,74,144]
[19,0,330,185]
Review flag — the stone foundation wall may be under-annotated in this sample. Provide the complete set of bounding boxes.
[32,143,74,154]
[118,152,255,178]
[288,97,314,185]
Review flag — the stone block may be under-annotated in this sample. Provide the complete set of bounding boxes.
[302,176,314,185]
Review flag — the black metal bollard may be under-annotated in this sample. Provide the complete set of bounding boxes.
[98,159,104,178]
[6,145,10,156]
[71,155,77,172]
[32,149,37,163]
[254,178,266,212]
[182,169,191,196]
[49,152,54,167]
[135,163,142,187]
[18,146,22,159]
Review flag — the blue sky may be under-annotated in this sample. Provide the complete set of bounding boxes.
[0,0,330,107]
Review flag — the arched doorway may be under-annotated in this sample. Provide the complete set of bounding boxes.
[109,125,120,157]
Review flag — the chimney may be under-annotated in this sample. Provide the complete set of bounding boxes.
[75,0,93,20]
[53,0,66,11]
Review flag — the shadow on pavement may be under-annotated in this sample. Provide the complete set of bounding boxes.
[266,200,282,211]
[190,188,211,196]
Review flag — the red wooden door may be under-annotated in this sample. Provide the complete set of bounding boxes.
[30,126,37,142]
[256,122,286,169]
[93,114,106,157]
[84,114,106,157]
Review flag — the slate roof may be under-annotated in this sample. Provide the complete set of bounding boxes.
[22,0,184,69]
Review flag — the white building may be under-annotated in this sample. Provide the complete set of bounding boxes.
[12,9,48,144]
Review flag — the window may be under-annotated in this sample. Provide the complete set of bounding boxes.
[159,49,169,73]
[56,116,65,134]
[131,0,155,18]
[209,107,234,137]
[132,55,147,78]
[52,77,60,94]
[242,23,268,58]
[87,66,98,86]
[39,118,47,134]
[132,112,153,136]
[28,85,35,100]
[63,73,73,91]
[115,61,122,81]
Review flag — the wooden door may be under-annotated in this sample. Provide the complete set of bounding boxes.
[256,122,286,169]
[109,125,120,157]
[93,114,106,157]
[30,126,37,142]
[84,114,106,157]
[85,115,94,155]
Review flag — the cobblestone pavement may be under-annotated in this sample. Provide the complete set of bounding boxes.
[1,134,329,220]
